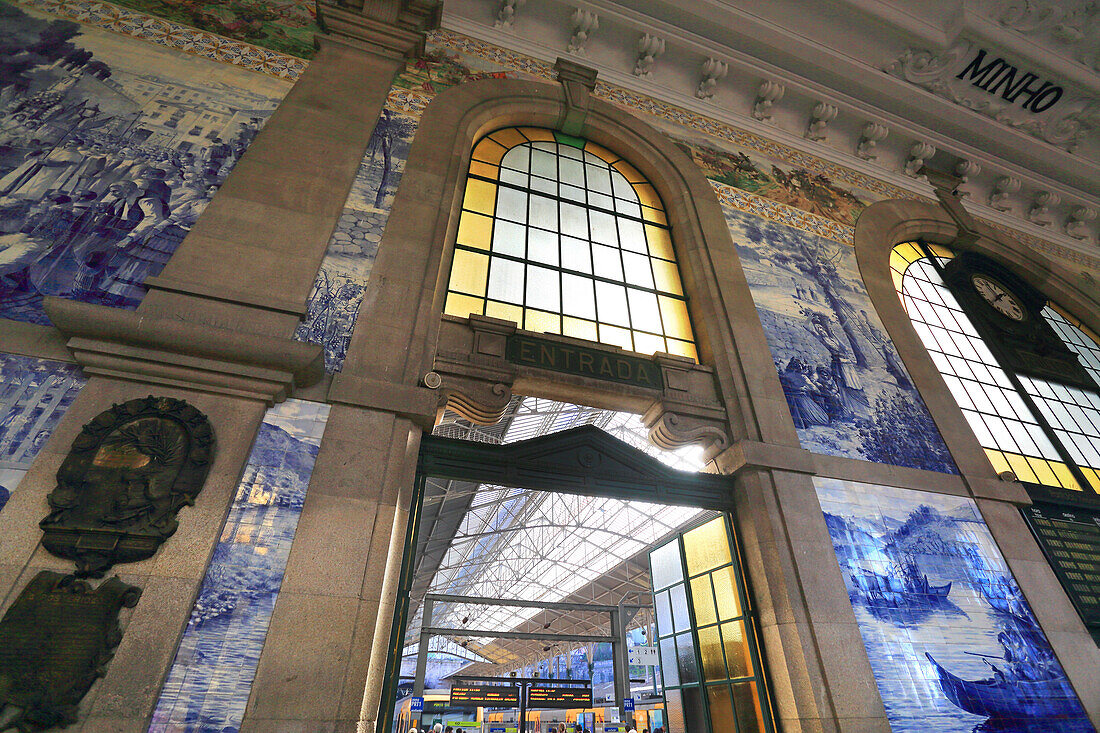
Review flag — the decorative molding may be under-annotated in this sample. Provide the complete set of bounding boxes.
[1065,205,1097,239]
[856,121,889,160]
[1029,190,1061,225]
[316,0,441,59]
[905,141,937,176]
[752,79,784,121]
[989,175,1021,210]
[954,158,982,196]
[494,0,526,29]
[567,8,599,56]
[696,58,728,100]
[805,102,838,141]
[633,33,665,77]
[554,56,599,136]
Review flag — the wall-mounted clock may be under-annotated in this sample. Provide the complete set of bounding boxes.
[971,274,1027,322]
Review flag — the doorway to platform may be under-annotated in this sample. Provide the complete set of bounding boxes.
[378,397,775,733]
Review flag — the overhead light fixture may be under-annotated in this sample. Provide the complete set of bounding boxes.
[462,616,469,624]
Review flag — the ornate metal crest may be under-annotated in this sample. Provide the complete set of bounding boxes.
[40,396,215,577]
[0,571,141,731]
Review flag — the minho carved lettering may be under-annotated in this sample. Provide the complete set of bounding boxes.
[504,335,662,389]
[956,49,1062,112]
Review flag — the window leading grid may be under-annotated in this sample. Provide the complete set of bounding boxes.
[897,245,1100,493]
[445,127,697,360]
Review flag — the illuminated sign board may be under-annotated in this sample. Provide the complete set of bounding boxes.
[526,684,593,709]
[448,684,520,708]
[1023,503,1100,630]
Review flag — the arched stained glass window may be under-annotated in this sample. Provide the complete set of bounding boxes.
[892,242,1100,495]
[443,126,698,361]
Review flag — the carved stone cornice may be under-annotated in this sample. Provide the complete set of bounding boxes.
[316,0,441,59]
[44,298,322,405]
[554,57,599,137]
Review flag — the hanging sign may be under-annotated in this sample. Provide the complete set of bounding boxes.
[628,646,659,666]
[528,684,593,709]
[506,334,663,389]
[1022,503,1100,629]
[410,697,424,712]
[449,684,520,708]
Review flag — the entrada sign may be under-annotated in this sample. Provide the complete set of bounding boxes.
[956,48,1062,113]
[505,334,663,389]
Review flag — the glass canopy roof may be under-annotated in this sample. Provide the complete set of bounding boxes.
[407,396,710,658]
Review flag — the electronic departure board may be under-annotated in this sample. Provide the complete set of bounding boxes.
[527,684,593,709]
[1023,503,1100,629]
[448,684,520,708]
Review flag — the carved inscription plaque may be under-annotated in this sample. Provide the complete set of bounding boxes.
[0,572,141,731]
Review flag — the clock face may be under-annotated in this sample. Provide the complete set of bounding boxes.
[971,274,1027,321]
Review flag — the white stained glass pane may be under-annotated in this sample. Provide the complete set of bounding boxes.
[617,218,647,253]
[628,289,661,331]
[497,187,527,223]
[488,257,525,304]
[531,146,557,178]
[589,210,618,245]
[562,273,596,320]
[986,416,1019,452]
[530,194,557,231]
[967,381,995,414]
[615,197,642,219]
[531,175,557,196]
[965,410,995,446]
[501,145,529,172]
[492,219,527,258]
[560,143,584,160]
[500,167,527,187]
[611,170,636,201]
[528,228,559,267]
[561,236,592,274]
[561,183,586,203]
[526,264,560,312]
[560,156,585,187]
[1005,419,1038,456]
[560,202,588,239]
[596,281,630,327]
[586,163,612,194]
[593,245,624,280]
[622,252,655,289]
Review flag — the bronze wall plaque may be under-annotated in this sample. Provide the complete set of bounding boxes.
[0,571,141,731]
[40,395,215,577]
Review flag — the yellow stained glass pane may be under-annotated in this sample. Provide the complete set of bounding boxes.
[1080,467,1100,493]
[613,160,645,183]
[1004,452,1038,484]
[645,225,674,260]
[697,626,725,682]
[584,141,618,164]
[562,316,599,342]
[928,243,955,259]
[658,297,692,341]
[633,182,662,209]
[463,179,497,216]
[489,127,528,150]
[444,292,484,318]
[707,685,736,731]
[892,242,922,266]
[1051,461,1083,491]
[889,251,908,275]
[643,206,668,225]
[485,300,523,325]
[684,517,732,576]
[598,324,633,351]
[472,138,508,166]
[456,212,493,250]
[720,620,752,678]
[525,309,561,335]
[690,576,717,627]
[985,449,1011,476]
[713,566,742,620]
[732,680,767,733]
[633,331,666,356]
[518,127,555,142]
[1028,457,1059,487]
[469,161,498,180]
[667,338,698,362]
[652,259,684,296]
[892,270,905,295]
[449,249,489,296]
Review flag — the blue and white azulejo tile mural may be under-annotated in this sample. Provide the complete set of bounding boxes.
[151,398,330,733]
[0,1,291,325]
[724,205,957,474]
[0,351,84,511]
[815,478,1094,733]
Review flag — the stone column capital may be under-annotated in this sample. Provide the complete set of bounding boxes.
[317,0,442,60]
